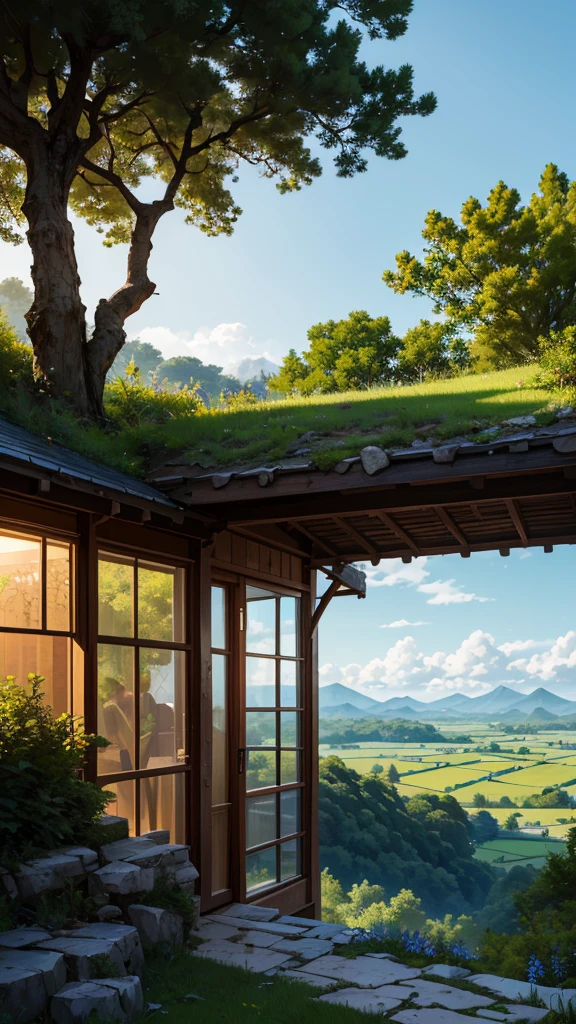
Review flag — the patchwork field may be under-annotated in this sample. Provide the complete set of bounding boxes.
[474,837,567,871]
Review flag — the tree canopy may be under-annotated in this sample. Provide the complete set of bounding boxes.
[0,0,435,417]
[383,164,576,369]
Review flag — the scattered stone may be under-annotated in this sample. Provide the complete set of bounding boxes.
[301,954,421,988]
[219,903,278,922]
[0,948,66,995]
[556,407,574,419]
[212,473,232,489]
[57,848,99,871]
[193,938,291,973]
[411,439,430,448]
[360,446,390,475]
[0,964,47,1024]
[270,938,334,960]
[97,975,143,1016]
[317,985,406,1013]
[365,952,399,960]
[433,446,459,464]
[140,831,170,846]
[128,905,184,948]
[68,924,144,975]
[50,980,124,1024]
[208,915,306,936]
[553,433,576,453]
[400,977,493,1010]
[329,932,353,945]
[0,927,52,948]
[423,964,472,980]
[15,855,84,901]
[334,457,359,474]
[36,936,126,980]
[192,921,242,942]
[96,906,124,922]
[89,861,154,896]
[503,415,537,427]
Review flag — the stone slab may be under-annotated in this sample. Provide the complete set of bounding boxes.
[423,964,472,980]
[393,1010,486,1024]
[0,927,52,948]
[65,924,143,974]
[207,915,307,936]
[140,830,170,845]
[330,932,353,945]
[123,843,189,867]
[500,1007,549,1022]
[36,937,126,980]
[299,954,421,988]
[366,953,399,960]
[57,848,99,870]
[97,975,144,1016]
[477,1014,507,1021]
[278,970,333,988]
[0,948,66,995]
[306,924,347,939]
[276,915,322,927]
[317,986,405,1013]
[193,939,291,973]
[0,965,47,1024]
[468,974,576,1010]
[193,921,241,941]
[100,838,157,864]
[50,980,124,1024]
[128,905,183,947]
[89,861,154,896]
[399,978,493,1010]
[270,938,334,960]
[242,930,279,948]
[219,903,279,922]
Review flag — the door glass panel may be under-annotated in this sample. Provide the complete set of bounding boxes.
[46,541,71,632]
[280,839,301,881]
[139,649,185,769]
[138,563,184,642]
[97,643,135,773]
[280,750,299,785]
[280,660,300,707]
[212,653,228,804]
[140,771,186,844]
[212,807,230,893]
[280,597,297,657]
[280,789,300,837]
[245,656,275,706]
[246,847,276,893]
[246,711,276,747]
[0,632,70,714]
[0,531,41,629]
[106,778,135,836]
[246,749,277,791]
[98,555,134,637]
[211,587,226,650]
[246,794,276,848]
[246,588,276,655]
[280,711,299,747]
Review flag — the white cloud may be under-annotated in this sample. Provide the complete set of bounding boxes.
[132,322,276,368]
[363,557,430,588]
[506,631,576,681]
[424,676,494,697]
[417,578,495,606]
[423,630,497,679]
[380,619,430,629]
[498,639,542,657]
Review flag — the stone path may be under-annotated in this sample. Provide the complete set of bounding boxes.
[191,903,576,1021]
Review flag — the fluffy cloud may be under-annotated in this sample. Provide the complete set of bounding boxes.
[423,630,497,678]
[507,631,576,681]
[417,578,495,606]
[133,322,277,369]
[362,557,494,606]
[498,639,541,657]
[380,619,430,629]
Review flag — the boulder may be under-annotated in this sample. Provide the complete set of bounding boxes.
[96,976,143,1016]
[123,843,190,869]
[36,936,126,980]
[0,927,52,948]
[96,906,123,922]
[50,980,124,1024]
[139,830,170,845]
[89,861,154,896]
[0,948,66,995]
[0,868,18,901]
[0,964,47,1024]
[97,815,129,840]
[15,855,84,901]
[57,848,99,872]
[432,446,459,464]
[65,924,144,976]
[503,415,536,427]
[128,905,184,947]
[360,446,390,475]
[100,838,157,865]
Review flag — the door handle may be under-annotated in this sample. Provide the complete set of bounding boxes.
[238,748,246,774]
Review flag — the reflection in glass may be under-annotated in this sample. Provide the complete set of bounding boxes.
[280,750,299,785]
[211,587,226,650]
[280,839,301,881]
[246,847,276,893]
[246,588,276,655]
[246,749,276,791]
[46,541,71,632]
[139,649,185,769]
[280,789,300,837]
[98,555,134,637]
[97,643,135,773]
[280,711,299,747]
[140,771,186,844]
[106,778,135,836]
[246,793,276,848]
[280,660,300,707]
[212,806,230,894]
[0,531,41,629]
[246,711,276,747]
[0,632,70,714]
[212,653,228,805]
[280,597,298,657]
[245,656,275,707]
[138,563,184,642]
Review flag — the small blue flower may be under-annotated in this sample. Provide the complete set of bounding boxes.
[527,955,545,984]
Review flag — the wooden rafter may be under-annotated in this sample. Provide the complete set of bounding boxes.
[333,516,379,561]
[505,498,528,546]
[288,521,338,558]
[372,510,420,557]
[435,506,469,550]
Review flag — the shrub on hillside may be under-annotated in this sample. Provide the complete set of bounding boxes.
[534,326,576,400]
[0,674,109,862]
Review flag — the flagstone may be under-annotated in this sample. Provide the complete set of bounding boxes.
[193,921,241,941]
[278,969,333,988]
[317,986,406,1013]
[271,938,334,959]
[297,954,421,987]
[468,974,576,1010]
[423,964,472,980]
[399,977,493,1010]
[207,915,306,936]
[393,1010,488,1024]
[193,939,291,973]
[219,903,278,922]
[242,931,279,947]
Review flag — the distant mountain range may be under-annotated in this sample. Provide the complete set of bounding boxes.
[228,356,279,383]
[318,682,576,723]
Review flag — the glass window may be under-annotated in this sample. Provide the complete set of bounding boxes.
[0,631,70,715]
[246,587,276,655]
[280,597,297,657]
[140,771,186,845]
[212,653,228,805]
[246,711,276,747]
[245,656,275,706]
[211,586,226,650]
[280,750,299,785]
[212,806,230,894]
[97,643,135,773]
[0,531,41,630]
[280,660,300,707]
[106,778,136,837]
[246,793,277,848]
[246,847,276,894]
[280,839,301,881]
[280,789,300,837]
[246,749,276,791]
[98,555,134,638]
[139,648,185,769]
[46,541,71,632]
[138,562,184,643]
[281,711,299,747]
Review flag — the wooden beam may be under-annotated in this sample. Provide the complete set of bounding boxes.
[372,510,420,557]
[505,498,528,546]
[289,521,338,558]
[333,516,379,560]
[435,507,469,550]
[310,579,340,636]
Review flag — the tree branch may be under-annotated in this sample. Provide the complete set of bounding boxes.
[80,156,143,215]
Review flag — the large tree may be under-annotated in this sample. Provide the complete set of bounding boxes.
[383,164,576,369]
[0,1,435,418]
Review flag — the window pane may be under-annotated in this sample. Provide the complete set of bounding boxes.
[280,661,300,707]
[246,711,276,747]
[0,632,70,715]
[246,656,275,707]
[97,643,135,773]
[246,749,276,791]
[280,789,300,837]
[280,750,299,785]
[211,587,226,650]
[212,806,230,894]
[246,589,276,655]
[98,555,134,637]
[138,562,184,642]
[140,771,186,845]
[0,531,41,629]
[280,839,301,881]
[280,597,297,657]
[105,778,135,836]
[246,847,276,893]
[212,653,228,805]
[246,794,276,848]
[46,541,71,632]
[139,649,185,769]
[281,711,299,747]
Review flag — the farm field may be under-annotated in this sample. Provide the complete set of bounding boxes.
[474,837,567,871]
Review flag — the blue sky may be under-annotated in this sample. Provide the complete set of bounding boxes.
[1,1,575,700]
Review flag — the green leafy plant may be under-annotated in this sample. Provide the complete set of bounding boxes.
[143,872,197,938]
[0,674,110,863]
[88,953,121,980]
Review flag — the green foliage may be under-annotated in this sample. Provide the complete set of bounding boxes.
[156,357,241,398]
[0,309,32,387]
[319,757,495,919]
[88,953,122,980]
[397,319,470,382]
[534,326,576,401]
[320,719,451,745]
[220,388,260,410]
[104,374,203,429]
[0,674,110,861]
[472,810,500,844]
[505,814,520,831]
[384,164,576,369]
[144,872,197,938]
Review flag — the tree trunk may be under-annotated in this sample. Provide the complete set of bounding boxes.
[23,164,91,414]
